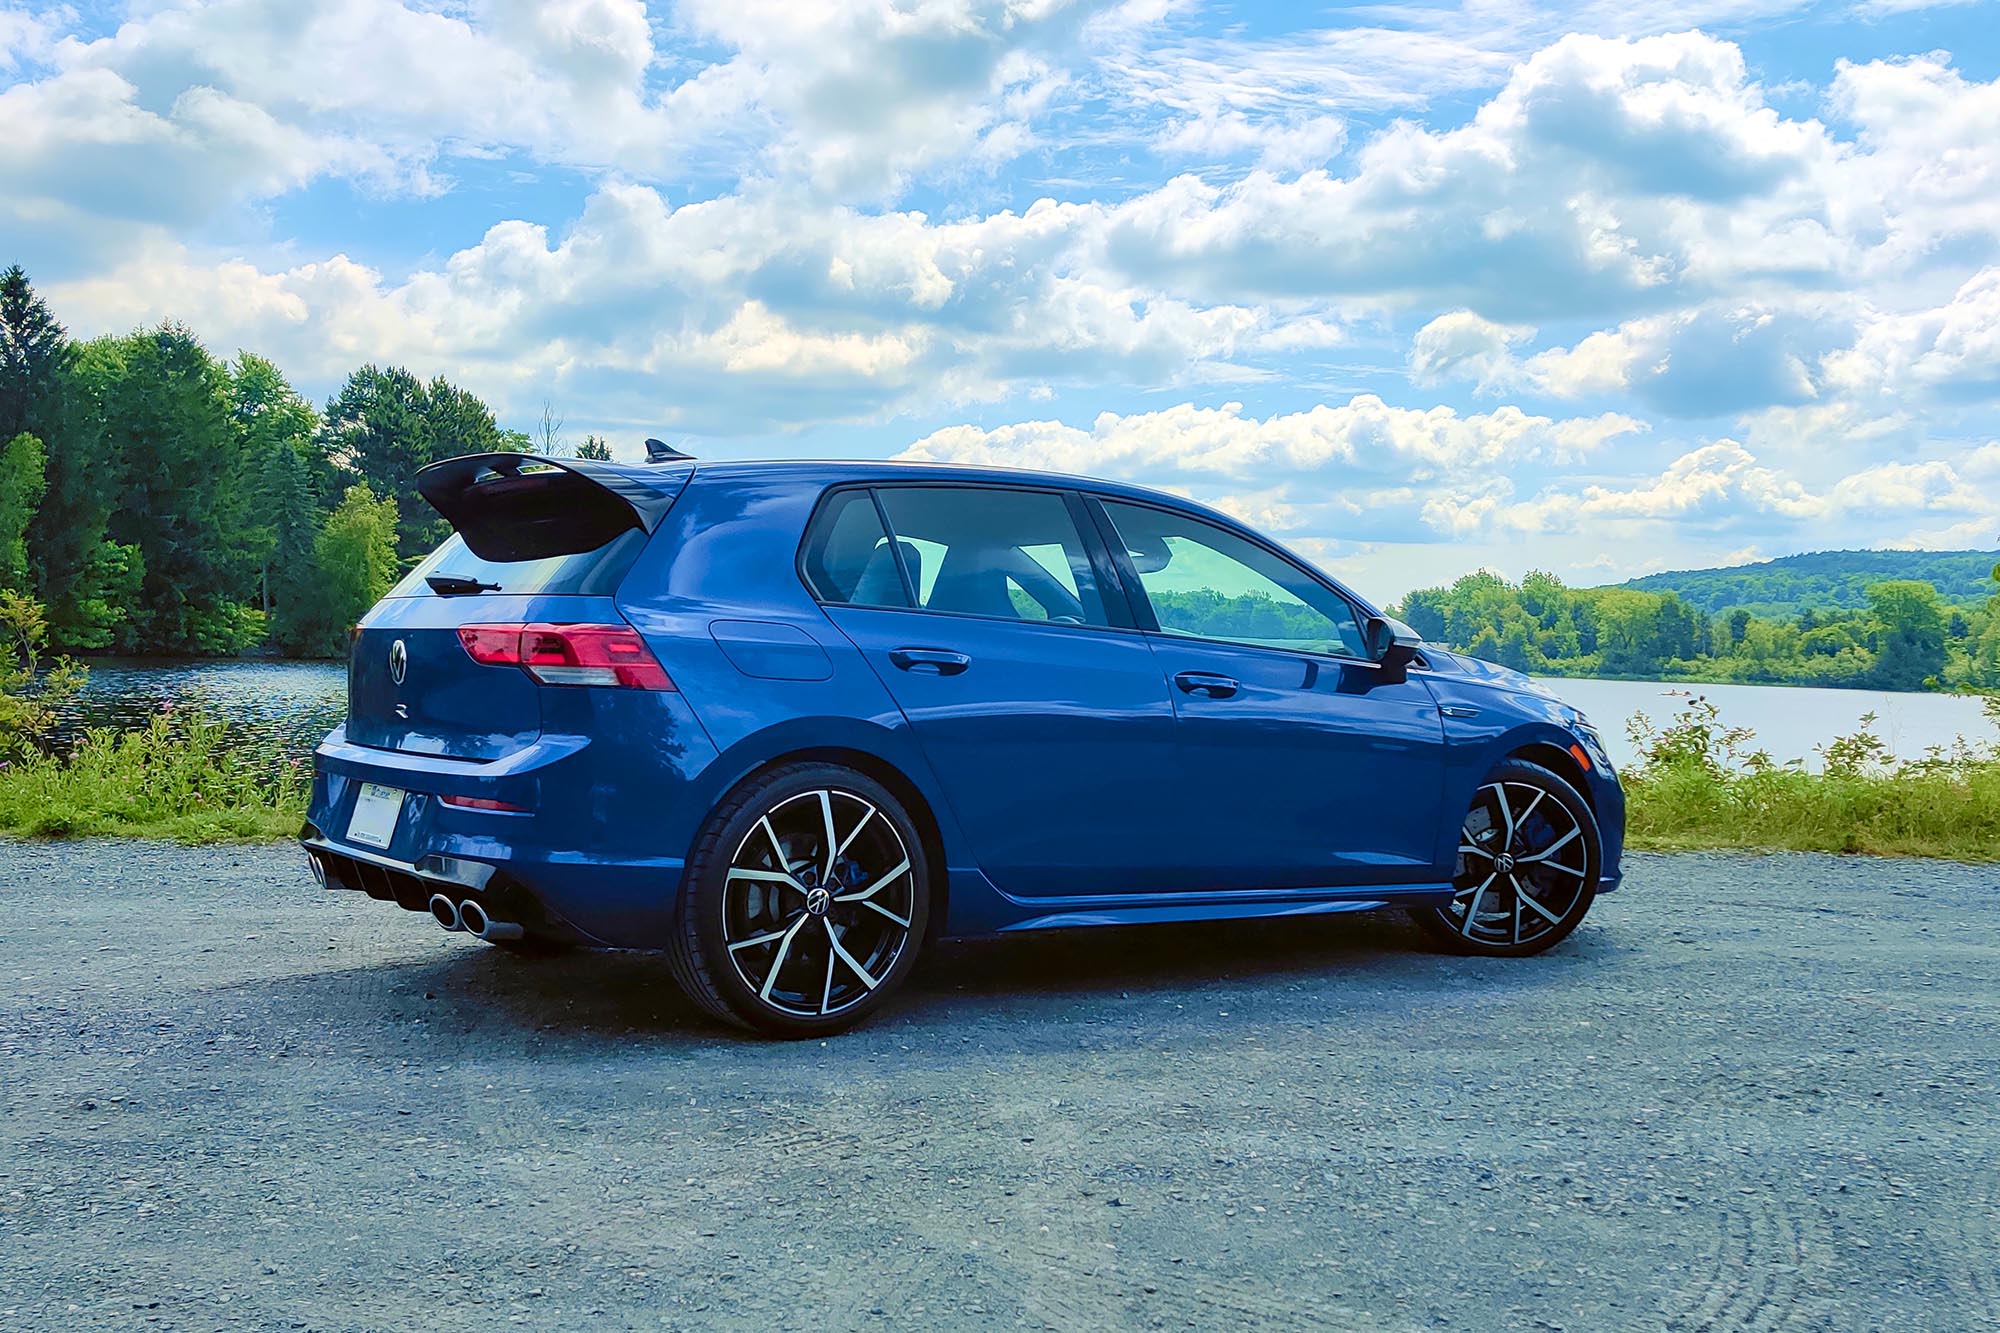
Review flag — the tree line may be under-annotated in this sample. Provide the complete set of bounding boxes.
[1394,569,2000,693]
[0,266,611,659]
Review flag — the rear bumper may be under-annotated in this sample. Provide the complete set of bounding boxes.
[306,710,719,946]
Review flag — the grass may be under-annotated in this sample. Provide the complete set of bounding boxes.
[0,708,307,843]
[1620,697,2000,861]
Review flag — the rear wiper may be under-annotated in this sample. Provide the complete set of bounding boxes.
[426,573,501,596]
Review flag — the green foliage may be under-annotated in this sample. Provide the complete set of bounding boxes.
[1623,698,2000,860]
[322,366,514,565]
[0,706,306,842]
[1619,548,2000,617]
[1865,579,1947,690]
[1397,566,2000,692]
[0,589,86,760]
[0,268,537,657]
[0,432,47,591]
[575,434,613,461]
[298,482,400,656]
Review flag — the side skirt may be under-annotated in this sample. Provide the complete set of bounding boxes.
[942,868,1456,936]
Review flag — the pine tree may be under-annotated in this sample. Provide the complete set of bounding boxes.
[575,434,613,461]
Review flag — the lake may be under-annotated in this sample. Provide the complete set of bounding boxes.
[59,657,1997,771]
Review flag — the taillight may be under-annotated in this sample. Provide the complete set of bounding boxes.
[439,793,530,813]
[455,623,676,691]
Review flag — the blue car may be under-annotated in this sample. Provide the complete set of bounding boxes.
[303,451,1624,1036]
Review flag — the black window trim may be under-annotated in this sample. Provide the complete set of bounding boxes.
[795,480,1148,636]
[1083,492,1400,672]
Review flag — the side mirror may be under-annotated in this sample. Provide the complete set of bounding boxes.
[1364,615,1423,680]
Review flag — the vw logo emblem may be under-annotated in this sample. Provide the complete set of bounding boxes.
[388,638,408,686]
[805,887,832,916]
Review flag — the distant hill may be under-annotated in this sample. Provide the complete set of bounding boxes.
[1609,549,1999,618]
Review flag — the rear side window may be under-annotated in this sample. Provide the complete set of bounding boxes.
[799,490,913,608]
[389,528,648,598]
[874,487,1110,627]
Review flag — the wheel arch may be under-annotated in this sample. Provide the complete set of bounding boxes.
[1506,740,1594,809]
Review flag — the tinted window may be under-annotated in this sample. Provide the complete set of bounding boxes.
[388,528,648,599]
[875,487,1110,626]
[800,489,912,608]
[1101,501,1366,657]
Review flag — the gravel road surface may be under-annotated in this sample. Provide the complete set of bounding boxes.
[2,842,1996,1331]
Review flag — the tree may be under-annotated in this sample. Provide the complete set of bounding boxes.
[0,267,68,443]
[1867,580,1947,691]
[0,433,48,592]
[322,365,433,562]
[322,366,514,565]
[90,325,260,653]
[260,442,325,656]
[302,483,399,656]
[575,434,613,461]
[231,354,323,621]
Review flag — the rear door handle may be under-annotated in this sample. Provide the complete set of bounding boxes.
[889,647,972,676]
[1174,671,1239,699]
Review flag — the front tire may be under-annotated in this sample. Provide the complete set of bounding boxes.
[667,763,930,1037]
[1413,758,1600,957]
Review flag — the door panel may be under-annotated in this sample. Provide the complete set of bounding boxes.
[1145,638,1447,888]
[828,608,1183,896]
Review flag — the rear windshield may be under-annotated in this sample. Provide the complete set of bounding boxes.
[388,527,648,598]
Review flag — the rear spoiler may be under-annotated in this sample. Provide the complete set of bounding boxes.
[416,452,693,562]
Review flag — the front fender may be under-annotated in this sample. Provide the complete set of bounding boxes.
[1421,671,1627,889]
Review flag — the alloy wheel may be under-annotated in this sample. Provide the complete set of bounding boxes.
[1449,780,1590,947]
[720,788,916,1018]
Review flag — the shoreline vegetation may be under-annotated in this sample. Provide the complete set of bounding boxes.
[4,626,1996,856]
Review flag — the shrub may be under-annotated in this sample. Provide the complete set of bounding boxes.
[0,706,306,842]
[1623,697,2000,860]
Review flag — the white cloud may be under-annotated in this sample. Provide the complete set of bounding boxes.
[897,396,1645,480]
[1410,312,1534,391]
[1437,438,1998,538]
[1824,267,2000,403]
[1154,110,1346,172]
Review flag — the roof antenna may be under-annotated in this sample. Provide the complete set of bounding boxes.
[644,438,693,464]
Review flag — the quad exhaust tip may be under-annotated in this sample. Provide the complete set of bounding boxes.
[428,893,462,932]
[456,897,524,942]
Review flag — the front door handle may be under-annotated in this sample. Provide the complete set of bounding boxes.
[1174,671,1239,699]
[890,647,972,676]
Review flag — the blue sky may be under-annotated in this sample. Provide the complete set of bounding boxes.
[3,1,1998,599]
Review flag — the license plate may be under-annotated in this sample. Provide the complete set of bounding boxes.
[346,783,405,850]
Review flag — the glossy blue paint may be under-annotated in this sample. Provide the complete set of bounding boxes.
[303,456,1628,949]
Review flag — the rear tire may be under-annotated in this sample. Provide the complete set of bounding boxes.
[667,762,930,1037]
[1412,758,1600,957]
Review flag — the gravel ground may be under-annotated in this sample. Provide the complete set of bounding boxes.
[1,842,1996,1332]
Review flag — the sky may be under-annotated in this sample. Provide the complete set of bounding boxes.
[2,0,1998,601]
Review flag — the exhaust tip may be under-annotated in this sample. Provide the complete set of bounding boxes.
[307,852,327,888]
[428,893,462,931]
[460,899,525,942]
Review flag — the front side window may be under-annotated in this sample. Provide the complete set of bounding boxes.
[1101,501,1366,657]
[874,487,1110,627]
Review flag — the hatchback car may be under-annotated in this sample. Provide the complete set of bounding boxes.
[302,451,1624,1036]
